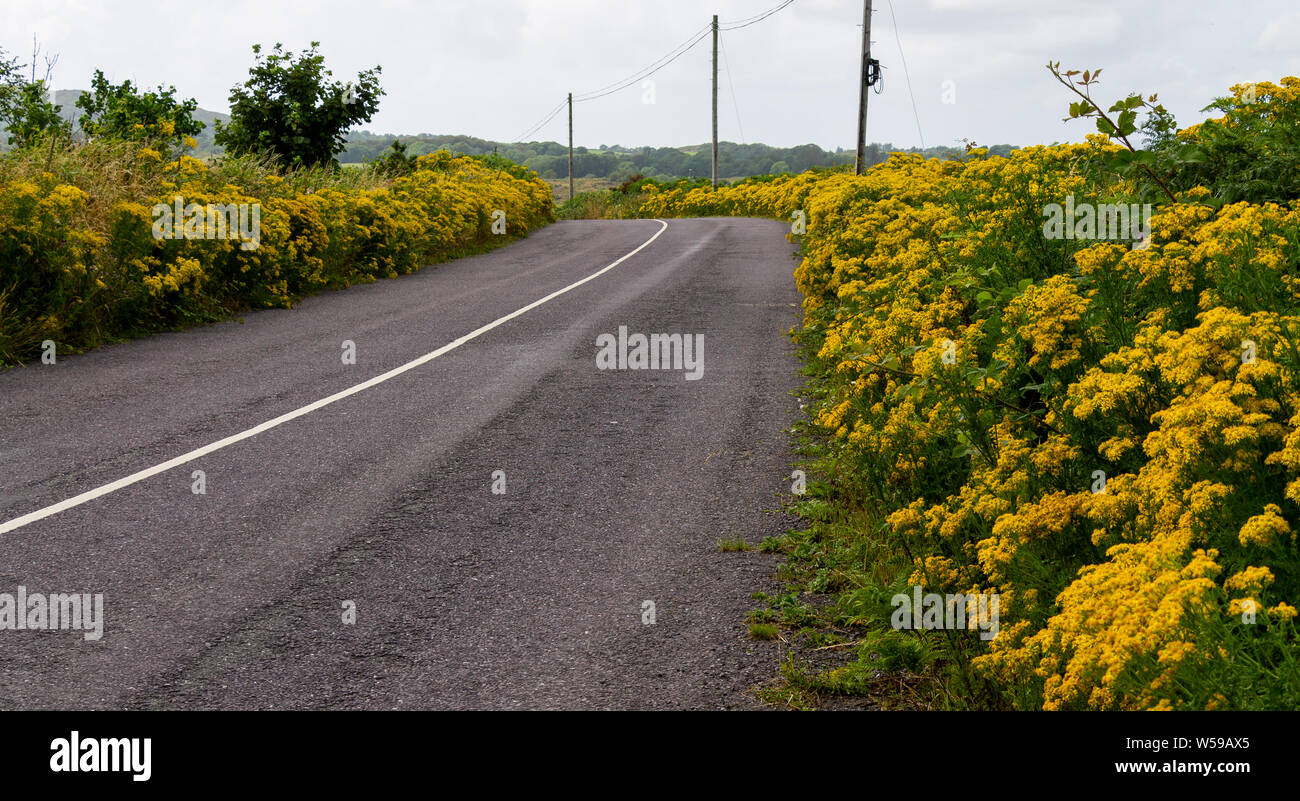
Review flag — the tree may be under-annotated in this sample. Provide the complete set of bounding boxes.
[216,42,383,168]
[372,139,417,177]
[0,46,21,104]
[75,69,203,149]
[0,46,67,150]
[2,80,69,148]
[0,46,69,150]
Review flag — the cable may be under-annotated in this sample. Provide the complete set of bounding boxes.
[512,99,566,143]
[720,0,796,30]
[573,21,711,101]
[509,3,794,141]
[719,31,745,144]
[512,97,568,143]
[574,2,794,103]
[510,22,711,140]
[887,0,925,147]
[574,24,713,103]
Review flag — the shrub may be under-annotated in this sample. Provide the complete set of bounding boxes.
[0,144,553,364]
[641,77,1300,710]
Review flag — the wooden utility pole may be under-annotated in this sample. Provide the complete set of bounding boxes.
[855,0,872,175]
[568,92,575,201]
[711,14,719,189]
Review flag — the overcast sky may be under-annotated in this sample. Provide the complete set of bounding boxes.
[4,0,1299,150]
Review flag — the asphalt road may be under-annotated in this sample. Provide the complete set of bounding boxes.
[0,218,804,710]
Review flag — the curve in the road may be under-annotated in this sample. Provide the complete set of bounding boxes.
[0,221,669,536]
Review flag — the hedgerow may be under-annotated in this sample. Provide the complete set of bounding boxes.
[0,140,553,364]
[642,77,1300,710]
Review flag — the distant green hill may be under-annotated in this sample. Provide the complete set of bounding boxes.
[7,91,1016,180]
[340,131,1017,182]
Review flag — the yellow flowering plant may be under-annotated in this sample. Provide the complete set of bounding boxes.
[0,143,553,363]
[642,75,1300,710]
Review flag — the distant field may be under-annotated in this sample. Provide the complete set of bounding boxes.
[545,176,619,202]
[545,173,767,204]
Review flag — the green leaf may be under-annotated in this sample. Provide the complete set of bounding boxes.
[1117,109,1138,136]
[1176,143,1207,163]
[1130,150,1157,166]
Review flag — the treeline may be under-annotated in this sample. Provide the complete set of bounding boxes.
[7,79,1014,181]
[341,131,1017,181]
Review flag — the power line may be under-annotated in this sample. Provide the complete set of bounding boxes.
[573,21,711,101]
[508,3,793,142]
[574,23,713,103]
[721,0,796,30]
[512,97,568,142]
[719,31,745,144]
[510,25,711,151]
[887,0,924,147]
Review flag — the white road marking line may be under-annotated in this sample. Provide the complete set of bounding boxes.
[0,220,670,535]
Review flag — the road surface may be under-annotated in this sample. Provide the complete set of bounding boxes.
[0,218,803,710]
